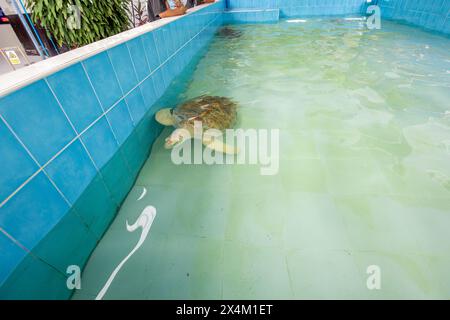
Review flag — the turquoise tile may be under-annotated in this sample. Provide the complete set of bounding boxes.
[126,37,151,82]
[0,231,27,286]
[33,209,98,274]
[141,32,161,71]
[0,253,70,300]
[83,52,122,109]
[165,24,177,58]
[135,112,161,148]
[151,68,167,99]
[140,76,157,110]
[153,28,169,63]
[0,172,70,249]
[81,117,118,169]
[72,175,117,240]
[107,43,139,94]
[44,139,97,204]
[100,150,134,207]
[89,198,118,241]
[125,87,147,124]
[121,130,149,178]
[0,119,39,202]
[46,63,104,132]
[0,80,75,164]
[106,100,134,145]
[160,64,172,90]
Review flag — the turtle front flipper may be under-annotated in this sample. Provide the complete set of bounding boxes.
[165,128,192,149]
[202,132,239,155]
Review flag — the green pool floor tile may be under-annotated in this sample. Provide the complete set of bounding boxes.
[323,157,391,196]
[170,190,229,240]
[225,191,288,248]
[282,192,352,251]
[222,241,292,299]
[141,235,224,299]
[279,158,328,193]
[314,129,374,160]
[352,251,450,299]
[279,130,319,160]
[286,249,365,300]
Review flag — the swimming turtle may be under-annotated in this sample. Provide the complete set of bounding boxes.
[155,95,238,154]
[217,26,242,39]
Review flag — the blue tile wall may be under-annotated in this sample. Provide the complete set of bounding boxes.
[226,0,449,33]
[46,64,104,133]
[224,8,280,23]
[0,0,225,298]
[83,52,123,110]
[379,0,450,34]
[44,140,97,204]
[0,80,76,165]
[0,172,70,250]
[0,231,27,286]
[80,117,119,169]
[107,43,140,94]
[106,100,135,144]
[0,119,38,202]
[125,87,148,123]
[226,0,368,17]
[127,37,152,81]
[141,32,161,71]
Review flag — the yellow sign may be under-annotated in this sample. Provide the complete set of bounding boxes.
[5,50,21,65]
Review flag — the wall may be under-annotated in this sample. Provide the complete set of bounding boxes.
[226,0,368,17]
[224,8,280,23]
[0,1,224,299]
[379,0,450,34]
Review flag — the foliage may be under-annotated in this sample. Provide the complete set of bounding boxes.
[27,0,130,48]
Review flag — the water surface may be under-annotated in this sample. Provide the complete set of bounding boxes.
[74,19,450,299]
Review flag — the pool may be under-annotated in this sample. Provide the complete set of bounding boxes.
[73,18,450,299]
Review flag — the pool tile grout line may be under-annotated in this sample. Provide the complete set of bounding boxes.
[0,10,223,258]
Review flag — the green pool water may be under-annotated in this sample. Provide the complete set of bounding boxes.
[73,18,450,300]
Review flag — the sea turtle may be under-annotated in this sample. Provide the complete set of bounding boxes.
[155,95,238,154]
[217,26,242,39]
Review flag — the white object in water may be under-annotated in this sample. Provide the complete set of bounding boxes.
[96,206,157,300]
[287,19,307,23]
[345,17,366,21]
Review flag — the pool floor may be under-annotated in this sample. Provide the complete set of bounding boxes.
[73,18,450,299]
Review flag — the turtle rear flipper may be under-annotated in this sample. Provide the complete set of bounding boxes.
[202,133,238,155]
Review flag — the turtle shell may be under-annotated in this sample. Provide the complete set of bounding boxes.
[217,26,243,39]
[172,95,237,131]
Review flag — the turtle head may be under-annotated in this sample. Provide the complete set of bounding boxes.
[164,128,191,149]
[155,108,175,126]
